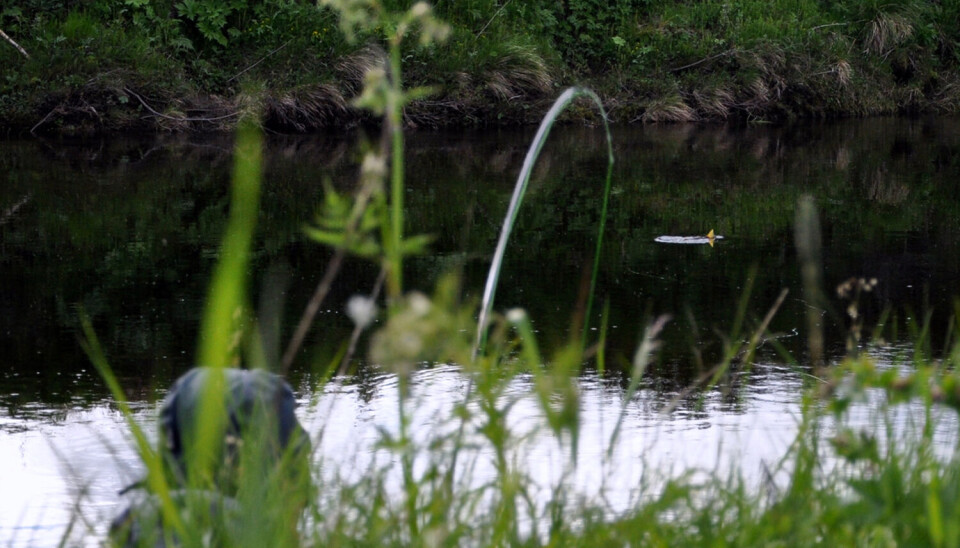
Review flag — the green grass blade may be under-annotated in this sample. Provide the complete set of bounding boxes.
[78,313,185,540]
[197,120,263,368]
[795,195,825,367]
[388,44,405,298]
[581,107,615,348]
[474,86,614,357]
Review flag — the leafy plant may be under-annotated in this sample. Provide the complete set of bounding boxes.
[176,0,244,47]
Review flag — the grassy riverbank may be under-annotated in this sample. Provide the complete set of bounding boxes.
[3,0,960,134]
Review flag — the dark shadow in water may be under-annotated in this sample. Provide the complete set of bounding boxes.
[3,117,960,408]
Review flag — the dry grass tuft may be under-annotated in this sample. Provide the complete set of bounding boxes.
[740,77,772,114]
[864,13,913,55]
[896,84,925,111]
[749,77,769,101]
[265,84,349,132]
[693,87,735,119]
[734,49,787,116]
[739,48,786,79]
[932,78,960,112]
[639,95,698,123]
[454,71,473,91]
[336,43,388,97]
[403,99,471,129]
[834,59,852,88]
[483,45,553,101]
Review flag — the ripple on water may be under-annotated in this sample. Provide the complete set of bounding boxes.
[2,355,957,545]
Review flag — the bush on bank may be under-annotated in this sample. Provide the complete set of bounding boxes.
[2,0,960,134]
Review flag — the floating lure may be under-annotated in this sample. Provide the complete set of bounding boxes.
[654,229,724,247]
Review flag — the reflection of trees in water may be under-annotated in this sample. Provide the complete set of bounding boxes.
[592,355,771,418]
[0,193,31,225]
[5,118,960,404]
[866,165,910,205]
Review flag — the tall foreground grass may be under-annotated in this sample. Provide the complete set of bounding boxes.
[84,2,960,546]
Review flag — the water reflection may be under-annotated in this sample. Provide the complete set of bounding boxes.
[0,404,148,546]
[6,359,956,545]
[4,117,960,542]
[5,119,960,392]
[1,364,809,546]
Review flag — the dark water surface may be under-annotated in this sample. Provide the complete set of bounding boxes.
[3,118,960,544]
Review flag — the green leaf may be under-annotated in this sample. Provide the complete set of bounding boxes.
[303,226,346,248]
[303,226,381,258]
[399,233,435,255]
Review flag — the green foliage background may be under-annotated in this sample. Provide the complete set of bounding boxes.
[2,0,960,131]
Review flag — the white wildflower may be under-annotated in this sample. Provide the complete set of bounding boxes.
[505,308,527,324]
[346,295,377,329]
[408,292,431,316]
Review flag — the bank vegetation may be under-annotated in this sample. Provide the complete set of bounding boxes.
[2,0,959,133]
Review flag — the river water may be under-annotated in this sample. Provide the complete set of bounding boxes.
[3,118,960,545]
